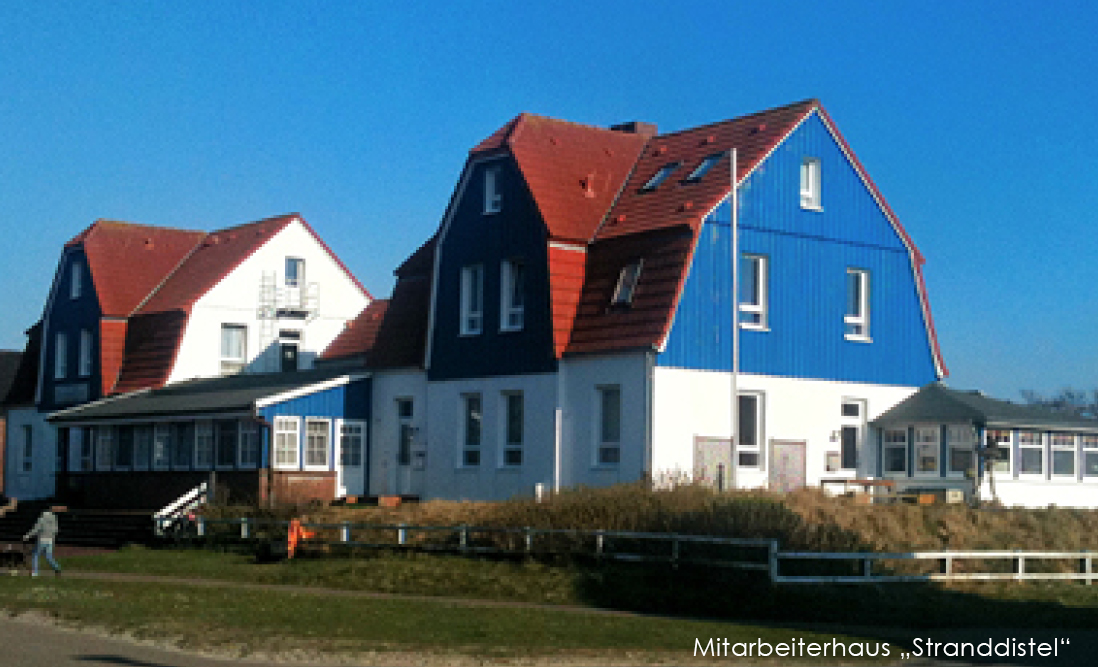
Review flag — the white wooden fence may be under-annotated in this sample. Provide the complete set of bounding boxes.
[165,517,1097,585]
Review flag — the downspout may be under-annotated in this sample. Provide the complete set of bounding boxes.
[729,149,739,491]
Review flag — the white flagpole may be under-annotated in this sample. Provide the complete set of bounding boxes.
[730,148,739,492]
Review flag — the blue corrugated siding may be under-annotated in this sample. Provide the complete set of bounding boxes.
[258,379,370,421]
[658,114,938,386]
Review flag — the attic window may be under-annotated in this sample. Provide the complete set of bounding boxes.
[484,166,502,214]
[685,153,724,182]
[611,260,643,306]
[641,163,680,191]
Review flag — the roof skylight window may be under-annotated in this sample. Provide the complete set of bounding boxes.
[685,153,725,182]
[641,163,680,191]
[611,260,644,306]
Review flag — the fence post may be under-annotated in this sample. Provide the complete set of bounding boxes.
[1013,553,1025,581]
[863,556,872,579]
[341,521,351,543]
[460,525,469,552]
[240,518,250,539]
[1081,554,1092,586]
[768,541,778,583]
[397,524,406,546]
[524,527,533,554]
[196,517,205,537]
[596,531,604,559]
[940,555,952,576]
[672,537,680,567]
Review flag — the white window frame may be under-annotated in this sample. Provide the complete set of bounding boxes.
[985,429,1012,476]
[304,418,331,470]
[596,385,621,466]
[839,400,864,471]
[239,421,260,468]
[339,420,365,468]
[1082,435,1098,480]
[484,165,502,214]
[913,425,940,477]
[738,393,764,468]
[55,331,68,379]
[461,393,482,467]
[1017,430,1044,477]
[800,157,821,210]
[500,391,523,468]
[274,417,300,469]
[947,425,976,478]
[70,260,82,299]
[845,268,871,341]
[611,260,643,306]
[882,428,908,477]
[285,257,305,288]
[500,260,525,332]
[194,420,214,469]
[460,265,484,336]
[152,423,171,470]
[739,254,768,330]
[1050,433,1076,478]
[396,398,414,466]
[133,425,152,471]
[78,329,93,377]
[220,324,247,375]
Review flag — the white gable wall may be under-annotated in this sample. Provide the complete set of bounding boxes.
[169,220,369,384]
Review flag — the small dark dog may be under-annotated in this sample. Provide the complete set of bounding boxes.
[0,542,27,572]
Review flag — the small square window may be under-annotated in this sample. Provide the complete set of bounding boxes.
[285,258,305,287]
[641,162,680,191]
[685,153,724,182]
[220,324,247,375]
[611,260,643,306]
[800,157,821,209]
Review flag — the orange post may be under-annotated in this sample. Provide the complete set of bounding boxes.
[287,518,316,559]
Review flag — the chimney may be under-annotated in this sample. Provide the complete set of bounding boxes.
[610,121,658,137]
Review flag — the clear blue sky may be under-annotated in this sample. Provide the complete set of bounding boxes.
[2,1,1095,402]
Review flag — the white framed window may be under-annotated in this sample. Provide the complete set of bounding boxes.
[800,157,821,209]
[239,421,260,468]
[70,260,83,299]
[686,153,723,182]
[194,421,214,469]
[883,429,908,476]
[460,265,484,335]
[500,260,525,332]
[985,429,1012,475]
[611,260,643,306]
[96,426,114,471]
[340,421,364,467]
[484,165,502,214]
[274,417,300,469]
[55,331,68,379]
[1083,435,1098,479]
[1017,430,1043,475]
[396,398,414,466]
[597,385,621,465]
[501,391,523,467]
[845,268,870,341]
[304,419,331,469]
[739,254,768,329]
[172,422,193,469]
[461,393,482,467]
[1051,433,1076,478]
[216,420,238,469]
[220,324,247,375]
[914,426,939,476]
[947,425,976,477]
[79,428,94,472]
[285,257,305,287]
[21,425,32,473]
[153,423,171,470]
[641,162,680,191]
[839,400,864,471]
[133,425,152,471]
[738,393,764,467]
[78,329,93,377]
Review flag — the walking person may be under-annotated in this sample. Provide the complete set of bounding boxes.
[23,507,62,577]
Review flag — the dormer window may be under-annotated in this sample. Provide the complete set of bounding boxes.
[70,260,82,299]
[685,153,724,182]
[641,162,680,191]
[285,257,305,287]
[800,157,821,209]
[500,259,525,332]
[611,260,643,306]
[484,166,502,214]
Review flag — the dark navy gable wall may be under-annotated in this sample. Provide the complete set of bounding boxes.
[40,249,103,411]
[429,157,557,381]
[659,113,938,386]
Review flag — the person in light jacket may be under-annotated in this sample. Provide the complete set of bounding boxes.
[23,507,62,577]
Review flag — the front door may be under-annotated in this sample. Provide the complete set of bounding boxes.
[394,398,422,496]
[694,437,733,490]
[336,420,366,498]
[769,440,807,492]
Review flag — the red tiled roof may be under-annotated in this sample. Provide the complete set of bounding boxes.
[69,220,206,317]
[1,322,39,407]
[320,300,388,363]
[598,99,818,240]
[111,310,189,394]
[474,113,650,244]
[320,274,431,369]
